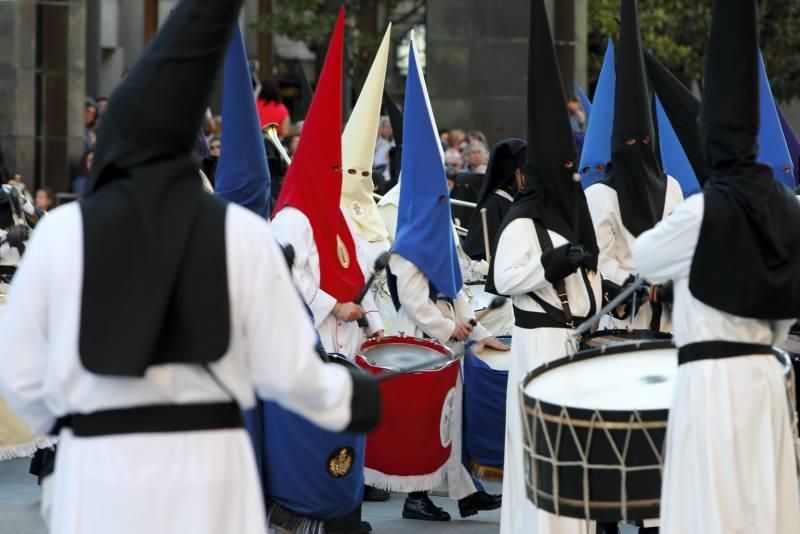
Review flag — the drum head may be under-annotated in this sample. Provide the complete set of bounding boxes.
[475,335,511,371]
[359,336,453,372]
[525,343,676,411]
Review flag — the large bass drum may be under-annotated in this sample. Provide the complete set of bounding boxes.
[520,341,796,523]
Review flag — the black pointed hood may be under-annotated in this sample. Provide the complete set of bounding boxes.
[644,49,710,186]
[487,0,598,294]
[79,0,244,376]
[689,0,800,319]
[600,0,666,237]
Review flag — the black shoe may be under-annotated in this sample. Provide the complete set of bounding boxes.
[362,485,391,502]
[402,493,451,522]
[457,491,502,518]
[324,505,373,534]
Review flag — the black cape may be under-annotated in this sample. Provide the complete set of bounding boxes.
[690,0,800,319]
[79,0,242,376]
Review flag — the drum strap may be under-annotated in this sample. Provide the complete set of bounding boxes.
[531,220,575,327]
[678,341,773,366]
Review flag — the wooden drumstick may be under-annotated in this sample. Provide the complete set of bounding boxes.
[480,207,491,263]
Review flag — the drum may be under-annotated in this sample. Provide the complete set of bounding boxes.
[521,340,676,522]
[259,354,366,528]
[520,341,796,523]
[464,335,511,480]
[357,336,459,491]
[580,329,672,350]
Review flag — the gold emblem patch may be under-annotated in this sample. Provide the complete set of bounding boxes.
[327,447,355,478]
[336,235,351,268]
[351,199,365,219]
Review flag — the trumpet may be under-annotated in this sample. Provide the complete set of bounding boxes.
[262,123,292,166]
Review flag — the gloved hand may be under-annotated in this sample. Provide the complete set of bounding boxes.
[650,282,674,305]
[541,244,592,284]
[602,275,650,320]
[6,225,28,255]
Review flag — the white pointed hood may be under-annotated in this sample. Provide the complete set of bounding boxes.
[341,24,392,242]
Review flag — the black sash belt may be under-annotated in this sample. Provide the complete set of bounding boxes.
[54,401,243,438]
[678,341,773,366]
[513,306,586,330]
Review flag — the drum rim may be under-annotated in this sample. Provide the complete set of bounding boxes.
[357,335,456,373]
[581,329,672,341]
[327,352,363,374]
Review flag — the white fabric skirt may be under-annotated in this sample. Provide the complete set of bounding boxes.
[660,355,800,534]
[50,428,267,534]
[499,325,595,534]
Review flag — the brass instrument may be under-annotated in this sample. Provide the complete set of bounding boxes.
[262,123,292,166]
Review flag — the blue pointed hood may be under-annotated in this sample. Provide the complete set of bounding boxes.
[655,96,700,196]
[756,52,794,187]
[214,26,271,218]
[575,82,592,120]
[579,40,615,188]
[393,36,462,299]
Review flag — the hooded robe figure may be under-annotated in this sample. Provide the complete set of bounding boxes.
[463,139,527,262]
[0,2,380,533]
[384,34,504,523]
[272,8,383,358]
[487,1,602,532]
[579,40,615,188]
[632,1,800,532]
[584,0,683,333]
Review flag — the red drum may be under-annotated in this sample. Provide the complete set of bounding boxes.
[356,336,460,491]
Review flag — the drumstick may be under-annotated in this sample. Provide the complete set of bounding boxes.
[470,296,507,326]
[573,275,645,337]
[355,252,391,328]
[480,208,492,263]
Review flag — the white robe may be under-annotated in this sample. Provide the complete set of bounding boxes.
[0,202,359,534]
[632,194,800,534]
[493,218,602,534]
[272,207,383,358]
[388,253,490,500]
[585,176,683,331]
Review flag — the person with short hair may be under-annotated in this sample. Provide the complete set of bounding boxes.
[35,187,54,212]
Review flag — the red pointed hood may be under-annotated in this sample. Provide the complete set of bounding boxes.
[273,7,364,301]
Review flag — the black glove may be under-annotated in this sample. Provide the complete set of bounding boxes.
[541,244,589,284]
[6,224,28,255]
[602,275,650,320]
[650,282,674,305]
[344,372,382,434]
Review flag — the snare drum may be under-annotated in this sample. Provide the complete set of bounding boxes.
[464,336,511,480]
[357,336,459,491]
[580,329,672,350]
[520,341,796,523]
[260,354,366,528]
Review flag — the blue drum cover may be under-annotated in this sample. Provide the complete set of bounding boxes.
[462,339,510,469]
[259,400,366,520]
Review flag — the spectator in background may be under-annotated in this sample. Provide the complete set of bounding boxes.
[465,141,489,173]
[567,95,587,133]
[256,78,291,139]
[467,130,489,149]
[72,150,94,195]
[373,116,394,170]
[439,129,450,151]
[286,134,300,157]
[96,97,109,113]
[445,150,465,176]
[35,187,54,212]
[84,99,99,151]
[208,136,221,158]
